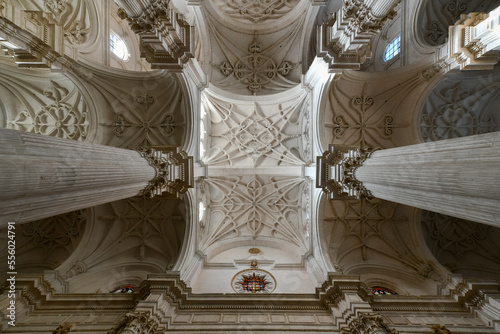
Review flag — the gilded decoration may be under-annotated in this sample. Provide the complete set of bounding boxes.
[231,268,276,293]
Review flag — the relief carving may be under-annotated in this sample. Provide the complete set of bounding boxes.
[64,20,90,44]
[8,80,90,141]
[342,312,398,334]
[213,35,298,95]
[21,210,86,258]
[43,0,70,24]
[201,92,308,166]
[419,0,498,46]
[420,76,499,142]
[212,0,299,23]
[200,176,311,250]
[98,77,185,149]
[325,82,404,149]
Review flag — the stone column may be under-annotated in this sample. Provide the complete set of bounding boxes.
[365,0,400,18]
[354,132,500,227]
[449,5,500,70]
[0,128,155,226]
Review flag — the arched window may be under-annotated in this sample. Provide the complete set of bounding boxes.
[110,31,129,61]
[372,287,397,295]
[110,285,134,293]
[384,35,401,62]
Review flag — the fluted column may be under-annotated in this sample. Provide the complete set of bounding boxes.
[114,0,144,17]
[0,128,155,226]
[365,0,400,18]
[355,132,500,227]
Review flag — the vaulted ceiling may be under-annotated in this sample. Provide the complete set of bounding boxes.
[0,0,499,300]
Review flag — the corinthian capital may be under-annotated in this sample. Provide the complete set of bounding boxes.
[316,145,374,199]
[137,146,193,199]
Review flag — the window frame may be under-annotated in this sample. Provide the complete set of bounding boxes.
[109,31,130,62]
[383,35,401,63]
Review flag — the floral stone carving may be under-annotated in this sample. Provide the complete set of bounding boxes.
[212,0,299,23]
[213,35,298,95]
[8,80,89,141]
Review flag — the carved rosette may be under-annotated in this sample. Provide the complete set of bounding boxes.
[212,35,298,94]
[137,146,193,199]
[316,145,375,200]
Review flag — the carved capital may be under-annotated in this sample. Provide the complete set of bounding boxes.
[316,145,375,199]
[430,325,451,334]
[449,7,500,70]
[318,0,399,71]
[53,323,74,334]
[342,313,397,334]
[137,146,194,199]
[112,312,160,334]
[116,0,194,69]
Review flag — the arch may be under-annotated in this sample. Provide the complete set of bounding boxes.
[417,0,499,47]
[417,64,500,142]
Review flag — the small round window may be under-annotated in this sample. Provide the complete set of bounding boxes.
[110,31,129,61]
[384,35,401,62]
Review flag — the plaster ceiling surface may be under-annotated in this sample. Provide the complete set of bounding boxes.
[183,0,325,293]
[204,0,309,95]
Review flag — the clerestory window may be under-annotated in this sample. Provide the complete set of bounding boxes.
[384,35,401,62]
[110,31,129,61]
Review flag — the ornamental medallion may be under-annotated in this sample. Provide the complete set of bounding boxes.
[231,269,276,293]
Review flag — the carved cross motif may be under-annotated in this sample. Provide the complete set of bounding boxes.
[213,35,297,95]
[99,90,185,149]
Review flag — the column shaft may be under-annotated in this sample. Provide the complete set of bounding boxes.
[365,0,400,17]
[355,132,500,226]
[0,129,155,226]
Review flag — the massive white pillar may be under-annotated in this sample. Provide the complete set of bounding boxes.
[0,128,155,226]
[356,132,500,226]
[318,132,500,227]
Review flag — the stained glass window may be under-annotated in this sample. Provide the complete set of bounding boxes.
[372,287,397,295]
[384,35,401,62]
[110,32,129,61]
[111,285,134,293]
